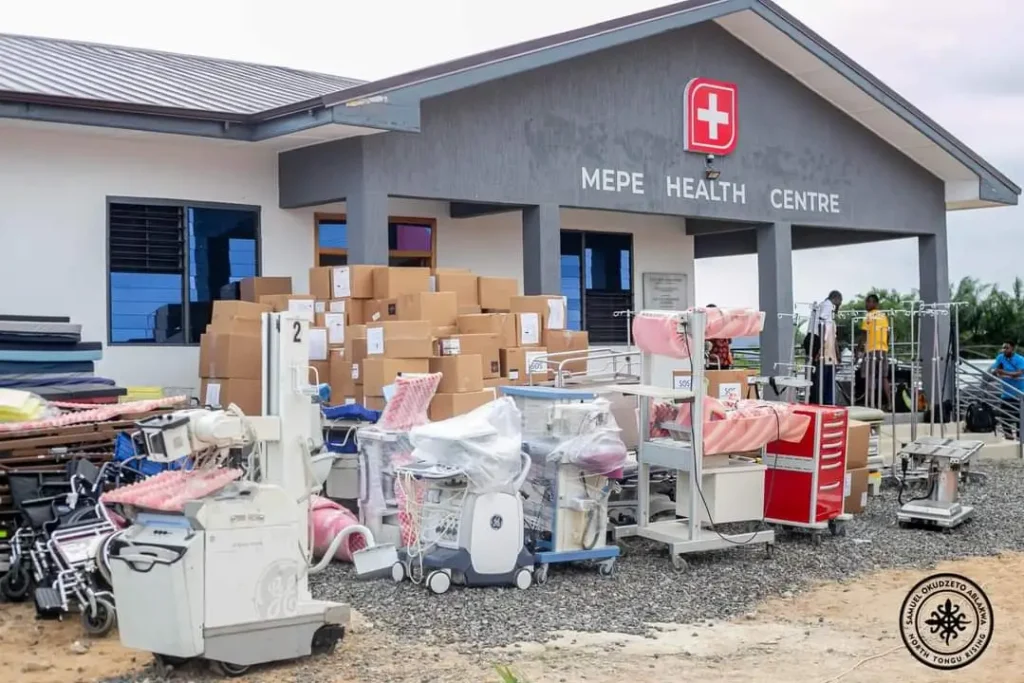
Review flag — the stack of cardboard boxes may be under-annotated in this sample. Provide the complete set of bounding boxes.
[196,266,591,421]
[844,419,871,514]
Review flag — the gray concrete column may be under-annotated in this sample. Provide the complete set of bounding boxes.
[918,230,952,402]
[522,204,561,295]
[757,222,794,395]
[346,189,389,265]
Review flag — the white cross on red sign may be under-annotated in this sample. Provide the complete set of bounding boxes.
[684,77,739,155]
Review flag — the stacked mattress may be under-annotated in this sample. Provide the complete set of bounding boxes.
[0,315,125,403]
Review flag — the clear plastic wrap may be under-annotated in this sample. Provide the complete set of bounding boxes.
[0,388,59,423]
[356,426,414,533]
[545,425,628,476]
[408,396,525,494]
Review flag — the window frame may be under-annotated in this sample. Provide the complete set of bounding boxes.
[314,212,437,268]
[105,196,262,347]
[560,228,635,345]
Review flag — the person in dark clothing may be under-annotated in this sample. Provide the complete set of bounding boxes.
[705,304,733,370]
[803,291,842,405]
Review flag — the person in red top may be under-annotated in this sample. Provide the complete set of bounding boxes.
[705,304,733,370]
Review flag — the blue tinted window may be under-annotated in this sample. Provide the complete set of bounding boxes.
[109,272,184,343]
[187,208,259,342]
[318,221,348,249]
[561,254,583,331]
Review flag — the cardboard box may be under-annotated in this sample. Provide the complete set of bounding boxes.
[363,358,431,397]
[372,267,431,299]
[543,330,589,374]
[366,299,399,323]
[347,325,367,340]
[316,298,366,325]
[483,377,504,389]
[437,333,501,379]
[513,312,542,347]
[308,267,334,301]
[458,305,483,316]
[332,265,378,299]
[671,369,749,401]
[328,350,357,400]
[846,419,871,471]
[258,294,316,320]
[457,313,517,348]
[396,291,458,328]
[477,277,518,311]
[435,271,479,307]
[208,300,270,336]
[308,327,329,361]
[365,396,386,411]
[240,277,291,303]
[200,378,261,415]
[429,390,496,421]
[510,295,568,330]
[309,360,329,386]
[844,467,870,514]
[430,355,484,394]
[500,347,548,385]
[314,311,347,346]
[344,386,365,406]
[199,331,261,380]
[345,338,368,379]
[365,321,433,359]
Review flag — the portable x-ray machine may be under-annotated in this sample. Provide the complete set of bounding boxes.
[108,313,349,677]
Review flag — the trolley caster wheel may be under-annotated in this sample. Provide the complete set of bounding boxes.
[427,570,451,595]
[0,565,31,602]
[598,560,615,577]
[514,567,533,590]
[81,597,116,637]
[311,624,345,655]
[153,655,188,676]
[765,543,775,559]
[390,561,406,583]
[898,521,910,529]
[670,554,688,573]
[828,520,846,537]
[210,660,251,677]
[810,534,822,547]
[534,563,549,586]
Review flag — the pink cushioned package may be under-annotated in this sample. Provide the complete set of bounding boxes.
[652,398,811,456]
[632,308,764,359]
[377,374,442,431]
[101,468,243,512]
[310,495,368,562]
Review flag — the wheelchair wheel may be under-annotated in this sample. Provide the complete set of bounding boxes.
[81,597,116,637]
[0,565,32,602]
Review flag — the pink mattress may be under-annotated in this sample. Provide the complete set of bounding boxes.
[632,308,764,359]
[101,468,243,512]
[649,397,811,456]
[0,395,188,433]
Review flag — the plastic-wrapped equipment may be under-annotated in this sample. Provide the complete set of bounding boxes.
[408,396,524,494]
[0,389,56,423]
[632,308,764,359]
[544,421,627,477]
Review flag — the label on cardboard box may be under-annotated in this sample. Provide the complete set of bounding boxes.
[344,398,356,405]
[844,472,852,497]
[325,313,345,345]
[315,301,326,313]
[860,492,867,508]
[718,382,742,402]
[509,370,520,380]
[309,328,328,361]
[332,267,351,298]
[205,382,221,406]
[547,298,566,329]
[367,327,385,355]
[351,364,360,379]
[329,299,346,313]
[288,298,315,319]
[525,351,546,374]
[520,312,540,345]
[674,375,693,391]
[440,338,461,355]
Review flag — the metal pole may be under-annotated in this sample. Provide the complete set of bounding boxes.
[850,314,857,407]
[889,309,898,464]
[954,304,962,440]
[909,304,918,441]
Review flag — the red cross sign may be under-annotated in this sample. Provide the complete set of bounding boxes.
[684,78,739,156]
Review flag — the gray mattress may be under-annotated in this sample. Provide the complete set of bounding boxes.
[0,320,82,336]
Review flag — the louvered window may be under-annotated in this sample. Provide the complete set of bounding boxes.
[108,201,260,345]
[560,230,634,345]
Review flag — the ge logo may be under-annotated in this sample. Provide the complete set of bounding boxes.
[899,572,994,670]
[489,515,503,530]
[253,559,302,620]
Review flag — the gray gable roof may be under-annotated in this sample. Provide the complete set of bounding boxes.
[0,33,363,117]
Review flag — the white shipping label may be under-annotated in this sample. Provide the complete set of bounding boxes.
[288,299,315,320]
[315,301,326,313]
[440,339,461,356]
[366,327,385,355]
[860,492,868,507]
[509,370,520,380]
[526,351,546,374]
[429,275,437,292]
[546,297,567,329]
[325,313,346,345]
[351,363,360,379]
[332,267,351,298]
[844,473,852,498]
[329,299,346,313]
[344,398,356,405]
[308,328,328,361]
[674,374,693,391]
[204,382,221,406]
[519,312,540,345]
[718,382,742,402]
[371,312,381,322]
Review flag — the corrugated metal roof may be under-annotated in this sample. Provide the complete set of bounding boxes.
[0,33,364,116]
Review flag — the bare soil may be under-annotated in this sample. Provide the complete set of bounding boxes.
[3,553,1021,683]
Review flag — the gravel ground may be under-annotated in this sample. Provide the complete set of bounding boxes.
[310,458,1024,648]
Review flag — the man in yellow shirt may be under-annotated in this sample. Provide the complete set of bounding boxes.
[860,294,890,407]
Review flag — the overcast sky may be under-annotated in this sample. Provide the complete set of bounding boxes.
[4,0,1020,309]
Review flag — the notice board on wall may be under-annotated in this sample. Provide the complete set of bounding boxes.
[642,272,688,311]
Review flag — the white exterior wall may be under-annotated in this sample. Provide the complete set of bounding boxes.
[0,124,695,391]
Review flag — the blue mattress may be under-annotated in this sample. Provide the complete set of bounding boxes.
[0,361,94,375]
[0,348,102,362]
[0,315,71,323]
[32,384,126,400]
[0,375,114,389]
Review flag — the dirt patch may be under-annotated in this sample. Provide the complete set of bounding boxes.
[2,554,1021,682]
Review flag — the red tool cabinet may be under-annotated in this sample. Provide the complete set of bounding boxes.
[763,405,848,529]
